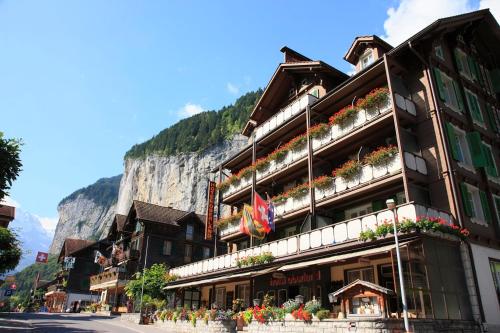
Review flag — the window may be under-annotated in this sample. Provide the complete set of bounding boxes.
[134,221,143,233]
[131,238,140,251]
[215,287,226,308]
[346,267,375,284]
[183,289,200,310]
[444,123,474,169]
[464,89,484,125]
[277,289,287,307]
[237,284,250,308]
[482,143,499,179]
[454,48,473,80]
[489,260,500,305]
[493,195,500,225]
[485,103,500,134]
[360,50,374,70]
[184,244,193,263]
[434,45,445,61]
[460,182,492,225]
[203,247,210,259]
[162,240,172,256]
[433,68,464,113]
[345,203,373,219]
[186,224,194,241]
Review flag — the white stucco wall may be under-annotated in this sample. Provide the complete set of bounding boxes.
[470,243,500,332]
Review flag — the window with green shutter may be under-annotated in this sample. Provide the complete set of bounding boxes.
[482,144,498,178]
[452,80,465,112]
[445,122,461,161]
[454,48,472,79]
[433,67,446,102]
[485,104,499,133]
[479,190,492,224]
[467,132,487,167]
[460,182,474,217]
[464,89,484,124]
[490,68,500,93]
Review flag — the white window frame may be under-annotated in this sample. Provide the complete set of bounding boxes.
[455,48,473,80]
[464,183,487,226]
[464,88,485,127]
[162,240,172,256]
[440,71,462,113]
[360,50,374,70]
[453,125,475,172]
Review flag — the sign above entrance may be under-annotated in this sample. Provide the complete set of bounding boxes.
[205,181,216,240]
[270,271,321,287]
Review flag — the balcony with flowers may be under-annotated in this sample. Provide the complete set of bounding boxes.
[168,202,467,281]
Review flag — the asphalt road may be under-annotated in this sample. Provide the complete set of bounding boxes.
[0,313,167,333]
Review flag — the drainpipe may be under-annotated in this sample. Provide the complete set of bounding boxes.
[407,41,485,328]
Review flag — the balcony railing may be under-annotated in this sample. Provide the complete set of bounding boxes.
[171,202,453,279]
[254,93,318,141]
[90,268,128,289]
[114,249,140,262]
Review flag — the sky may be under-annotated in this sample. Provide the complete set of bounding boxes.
[1,0,498,235]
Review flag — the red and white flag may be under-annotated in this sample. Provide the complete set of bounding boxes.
[35,251,48,263]
[253,192,271,233]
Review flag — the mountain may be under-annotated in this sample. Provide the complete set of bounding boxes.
[49,175,121,254]
[49,89,262,253]
[9,208,53,271]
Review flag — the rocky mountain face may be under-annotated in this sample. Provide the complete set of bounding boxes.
[49,176,121,254]
[116,135,247,215]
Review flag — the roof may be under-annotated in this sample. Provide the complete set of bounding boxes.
[59,238,95,260]
[130,200,189,226]
[344,35,393,64]
[115,214,127,232]
[332,279,394,297]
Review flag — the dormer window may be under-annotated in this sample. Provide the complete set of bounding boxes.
[360,50,374,70]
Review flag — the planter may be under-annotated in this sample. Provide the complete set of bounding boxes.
[339,116,355,134]
[360,165,373,184]
[291,145,307,161]
[274,202,285,216]
[387,154,401,173]
[372,162,388,178]
[347,174,360,188]
[314,186,326,199]
[312,131,331,150]
[330,124,341,141]
[365,106,380,120]
[284,313,295,321]
[236,316,246,331]
[335,177,347,192]
[353,109,367,127]
[284,197,294,213]
[294,194,309,209]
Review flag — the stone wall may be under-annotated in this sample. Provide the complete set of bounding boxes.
[153,319,236,333]
[246,318,480,333]
[120,313,141,324]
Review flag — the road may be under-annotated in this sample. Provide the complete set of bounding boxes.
[0,313,167,333]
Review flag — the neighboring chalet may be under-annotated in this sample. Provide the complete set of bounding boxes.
[90,201,219,313]
[166,10,500,332]
[45,238,107,312]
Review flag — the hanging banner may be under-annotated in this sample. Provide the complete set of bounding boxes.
[63,257,75,270]
[205,181,216,240]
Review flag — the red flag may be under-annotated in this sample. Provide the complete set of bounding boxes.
[35,251,48,263]
[253,192,271,233]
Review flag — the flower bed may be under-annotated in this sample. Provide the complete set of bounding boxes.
[236,252,274,268]
[358,216,470,241]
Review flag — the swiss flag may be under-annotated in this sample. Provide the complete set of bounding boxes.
[253,192,271,233]
[35,251,48,263]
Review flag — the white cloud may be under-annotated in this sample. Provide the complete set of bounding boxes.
[1,196,20,208]
[382,0,472,46]
[177,103,204,118]
[226,82,240,95]
[480,0,500,20]
[35,215,58,236]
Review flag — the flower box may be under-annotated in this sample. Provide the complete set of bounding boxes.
[330,124,341,140]
[359,165,373,184]
[347,175,360,188]
[387,154,401,173]
[294,193,309,209]
[291,145,307,161]
[335,177,347,192]
[284,197,294,212]
[372,162,388,178]
[274,201,285,216]
[353,109,367,128]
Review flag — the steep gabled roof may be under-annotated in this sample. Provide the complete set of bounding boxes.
[332,279,394,297]
[58,238,95,261]
[344,35,393,64]
[130,200,188,226]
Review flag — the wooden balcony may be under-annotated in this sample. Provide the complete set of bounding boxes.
[173,202,454,280]
[89,267,128,291]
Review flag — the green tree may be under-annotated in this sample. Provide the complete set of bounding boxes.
[0,227,22,274]
[124,263,169,301]
[0,132,22,202]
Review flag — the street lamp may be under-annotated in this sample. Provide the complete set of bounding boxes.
[386,199,410,332]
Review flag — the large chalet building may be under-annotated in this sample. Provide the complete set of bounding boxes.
[165,10,500,332]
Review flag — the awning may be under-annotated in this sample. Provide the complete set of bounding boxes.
[164,267,279,290]
[279,242,408,271]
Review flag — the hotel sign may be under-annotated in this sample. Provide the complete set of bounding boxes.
[205,181,216,240]
[269,271,321,287]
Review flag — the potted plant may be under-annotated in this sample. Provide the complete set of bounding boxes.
[312,175,334,199]
[333,160,362,189]
[310,123,330,149]
[329,105,359,131]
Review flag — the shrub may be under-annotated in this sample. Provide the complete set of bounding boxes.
[316,309,330,320]
[304,299,321,315]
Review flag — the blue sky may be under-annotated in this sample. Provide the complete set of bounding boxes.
[0,0,495,231]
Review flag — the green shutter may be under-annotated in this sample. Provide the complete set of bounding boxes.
[467,132,487,168]
[454,49,464,73]
[433,67,446,102]
[494,197,500,222]
[482,144,498,177]
[479,190,492,224]
[445,122,461,161]
[485,104,499,133]
[452,80,465,112]
[465,91,482,123]
[460,182,474,217]
[490,68,500,93]
[468,56,480,81]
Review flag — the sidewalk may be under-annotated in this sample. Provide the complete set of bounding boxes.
[100,316,168,333]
